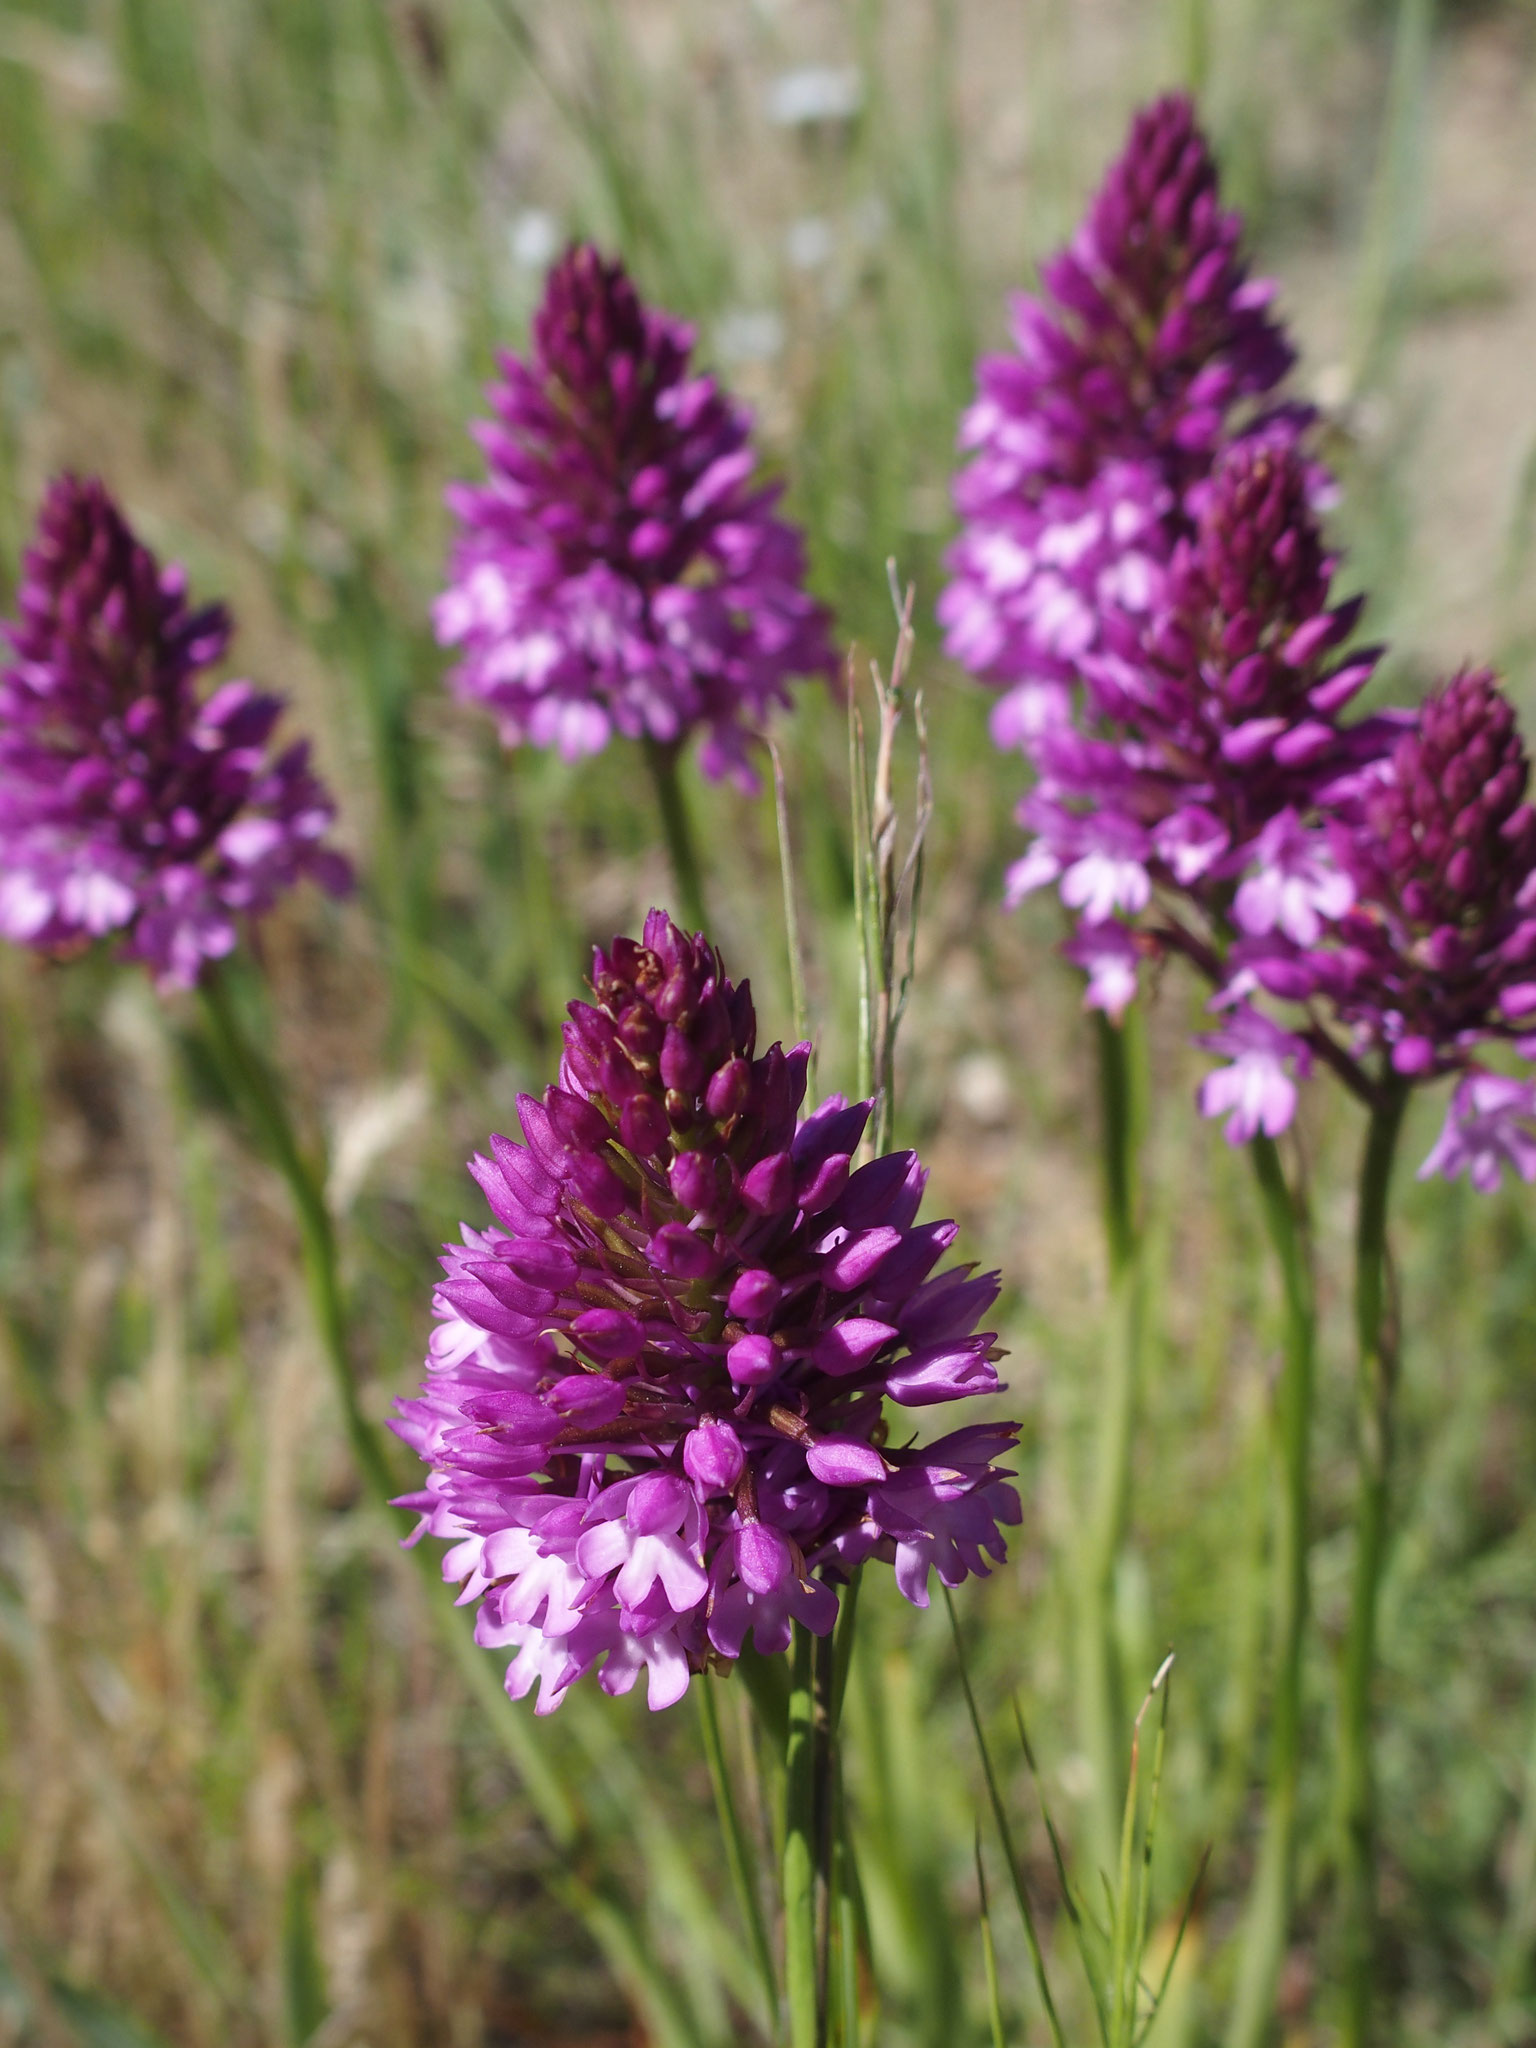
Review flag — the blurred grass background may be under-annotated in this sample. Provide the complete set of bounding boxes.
[4,0,1536,2043]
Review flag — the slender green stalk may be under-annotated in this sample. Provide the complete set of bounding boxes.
[849,679,874,1113]
[825,1567,865,2043]
[834,1820,861,2048]
[643,733,709,935]
[1079,1009,1147,1876]
[1338,1079,1410,2048]
[698,1676,779,2032]
[197,964,390,1506]
[769,737,811,1052]
[1229,1132,1317,2048]
[1493,1672,1536,2003]
[812,1629,838,2031]
[196,962,705,2048]
[830,1565,862,1735]
[785,1622,822,2048]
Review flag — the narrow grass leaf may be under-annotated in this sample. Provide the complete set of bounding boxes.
[944,1589,1067,2048]
[1014,1696,1111,2036]
[697,1676,780,2035]
[1133,1849,1211,2048]
[974,1826,1008,2048]
[281,1868,328,2048]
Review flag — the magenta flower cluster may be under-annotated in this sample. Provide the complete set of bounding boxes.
[945,93,1536,1187]
[0,476,349,988]
[393,911,1019,1713]
[435,243,836,789]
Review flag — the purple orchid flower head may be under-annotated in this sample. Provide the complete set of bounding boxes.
[392,910,1021,1714]
[940,92,1297,699]
[434,243,836,791]
[0,475,350,988]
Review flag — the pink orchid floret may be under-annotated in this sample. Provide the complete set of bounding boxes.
[1235,809,1354,945]
[1062,920,1141,1021]
[1418,1070,1536,1194]
[1196,1002,1314,1145]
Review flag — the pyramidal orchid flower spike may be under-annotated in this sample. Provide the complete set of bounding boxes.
[435,244,836,791]
[940,91,1298,726]
[0,475,350,988]
[392,910,1020,1714]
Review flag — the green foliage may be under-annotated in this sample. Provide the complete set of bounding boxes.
[0,1,1533,2044]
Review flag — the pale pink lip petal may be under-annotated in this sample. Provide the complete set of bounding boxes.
[1196,1004,1312,1146]
[1063,919,1140,1022]
[392,906,1021,1711]
[1234,809,1354,947]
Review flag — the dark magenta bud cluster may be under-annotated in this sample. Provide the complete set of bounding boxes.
[1312,669,1536,1074]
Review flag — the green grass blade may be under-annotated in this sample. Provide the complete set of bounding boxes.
[1013,1696,1110,2037]
[974,1826,1008,2048]
[50,1983,173,2048]
[1349,0,1436,393]
[944,1590,1067,2048]
[1126,1659,1175,2046]
[698,1676,780,2035]
[280,1867,328,2048]
[1133,1848,1210,2048]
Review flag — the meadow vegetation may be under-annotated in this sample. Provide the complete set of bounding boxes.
[3,2,1536,2044]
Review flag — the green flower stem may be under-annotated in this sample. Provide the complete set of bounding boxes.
[643,733,710,936]
[825,1570,864,2045]
[812,1626,838,2027]
[1338,1078,1410,2048]
[1079,1008,1147,1873]
[196,962,704,2048]
[198,963,388,1505]
[1229,1132,1318,2048]
[833,1810,861,2048]
[785,1620,822,2048]
[698,1675,779,2032]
